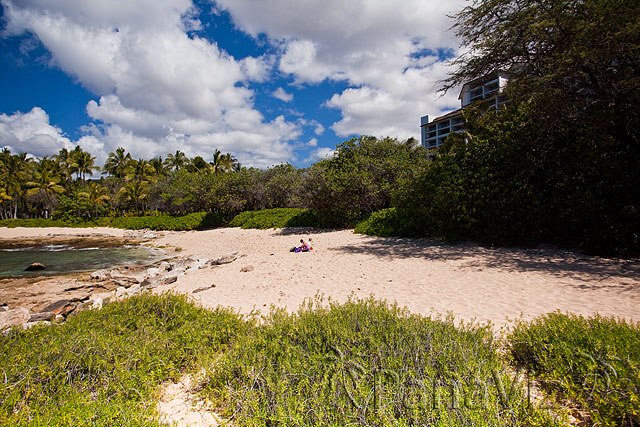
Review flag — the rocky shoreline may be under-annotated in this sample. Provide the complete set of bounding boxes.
[0,231,242,333]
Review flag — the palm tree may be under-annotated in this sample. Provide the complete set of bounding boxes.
[54,148,74,188]
[221,153,237,172]
[119,180,147,216]
[103,147,132,179]
[2,150,31,218]
[165,150,188,172]
[189,155,211,173]
[78,182,110,218]
[211,149,224,174]
[211,150,237,173]
[149,156,168,178]
[71,147,99,182]
[25,157,65,218]
[125,158,154,184]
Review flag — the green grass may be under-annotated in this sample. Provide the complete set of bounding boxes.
[508,312,640,426]
[229,208,324,229]
[0,293,246,426]
[204,296,561,426]
[0,211,224,231]
[18,295,640,425]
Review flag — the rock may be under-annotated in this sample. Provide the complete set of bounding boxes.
[41,300,77,317]
[114,286,126,299]
[159,276,178,286]
[126,284,141,296]
[24,262,46,271]
[0,304,8,311]
[90,296,103,310]
[90,270,110,280]
[0,308,30,330]
[205,251,241,267]
[240,265,254,272]
[29,312,55,322]
[192,284,216,294]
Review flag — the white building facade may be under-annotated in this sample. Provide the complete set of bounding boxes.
[421,73,508,149]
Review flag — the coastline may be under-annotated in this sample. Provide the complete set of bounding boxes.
[1,226,639,330]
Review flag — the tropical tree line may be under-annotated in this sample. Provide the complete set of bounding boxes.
[0,138,428,224]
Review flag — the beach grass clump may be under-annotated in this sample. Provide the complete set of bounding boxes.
[229,208,323,229]
[0,293,245,426]
[204,296,561,426]
[508,312,640,426]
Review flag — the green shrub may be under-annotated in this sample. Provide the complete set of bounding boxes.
[229,208,325,229]
[109,211,224,231]
[0,218,69,228]
[508,312,640,426]
[204,296,560,426]
[0,293,245,426]
[354,207,417,237]
[0,212,225,231]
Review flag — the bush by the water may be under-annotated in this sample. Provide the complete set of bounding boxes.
[0,293,245,426]
[0,212,224,231]
[508,312,640,426]
[229,208,324,229]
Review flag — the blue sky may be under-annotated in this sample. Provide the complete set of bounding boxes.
[0,0,462,168]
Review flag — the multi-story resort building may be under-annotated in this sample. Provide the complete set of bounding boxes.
[420,73,508,149]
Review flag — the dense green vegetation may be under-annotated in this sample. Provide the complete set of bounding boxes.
[508,313,640,426]
[1,294,571,426]
[2,0,638,255]
[228,208,324,229]
[0,212,224,231]
[0,294,246,426]
[205,297,560,426]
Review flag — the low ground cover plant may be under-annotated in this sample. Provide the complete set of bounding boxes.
[508,312,640,426]
[204,297,561,426]
[0,294,245,426]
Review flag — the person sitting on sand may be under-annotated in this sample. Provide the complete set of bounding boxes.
[300,239,310,252]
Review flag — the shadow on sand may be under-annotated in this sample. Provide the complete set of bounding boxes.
[331,236,640,289]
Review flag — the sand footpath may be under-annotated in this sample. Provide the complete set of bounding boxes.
[2,226,638,330]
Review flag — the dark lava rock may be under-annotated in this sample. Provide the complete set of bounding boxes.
[25,262,46,271]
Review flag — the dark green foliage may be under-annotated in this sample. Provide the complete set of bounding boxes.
[109,211,224,231]
[0,293,245,426]
[354,208,416,237]
[205,297,560,426]
[433,0,640,255]
[508,313,640,426]
[306,136,430,227]
[0,218,70,228]
[229,208,324,229]
[0,211,224,231]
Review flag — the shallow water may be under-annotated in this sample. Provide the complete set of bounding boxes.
[0,245,159,278]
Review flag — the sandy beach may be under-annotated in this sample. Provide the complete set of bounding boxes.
[2,226,639,330]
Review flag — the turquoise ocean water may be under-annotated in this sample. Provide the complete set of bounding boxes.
[0,245,159,278]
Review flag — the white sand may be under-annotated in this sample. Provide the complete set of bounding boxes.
[154,227,640,330]
[2,226,638,330]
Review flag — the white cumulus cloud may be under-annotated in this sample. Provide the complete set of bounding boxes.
[1,0,299,167]
[0,107,74,156]
[272,87,293,102]
[215,0,465,141]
